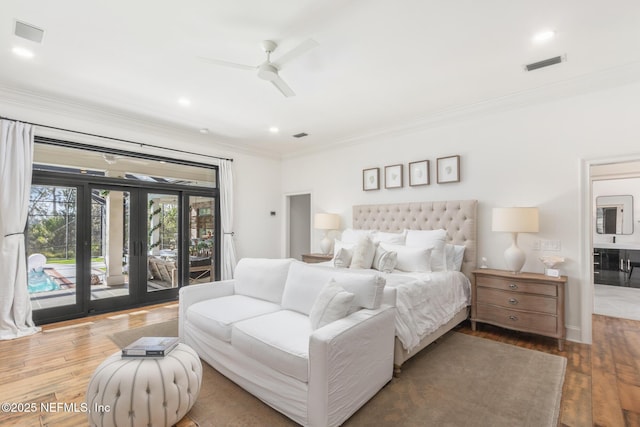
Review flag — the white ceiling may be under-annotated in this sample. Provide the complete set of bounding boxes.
[2,1,640,157]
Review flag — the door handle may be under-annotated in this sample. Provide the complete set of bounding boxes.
[621,259,624,271]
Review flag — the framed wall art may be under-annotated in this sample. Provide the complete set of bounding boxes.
[409,160,429,186]
[437,155,460,184]
[362,167,380,191]
[385,164,403,189]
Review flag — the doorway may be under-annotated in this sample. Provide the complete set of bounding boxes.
[591,167,640,321]
[286,193,311,261]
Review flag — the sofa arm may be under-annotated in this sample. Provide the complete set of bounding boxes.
[178,280,235,340]
[308,304,396,427]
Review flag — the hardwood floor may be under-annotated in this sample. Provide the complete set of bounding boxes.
[0,304,638,426]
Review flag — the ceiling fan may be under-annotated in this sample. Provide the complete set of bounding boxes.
[199,39,318,97]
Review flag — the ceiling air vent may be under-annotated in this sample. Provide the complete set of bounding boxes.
[524,55,565,72]
[14,20,45,43]
[292,132,308,138]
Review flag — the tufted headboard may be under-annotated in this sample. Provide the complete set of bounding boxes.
[353,200,478,279]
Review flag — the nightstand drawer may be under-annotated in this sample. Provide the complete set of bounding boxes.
[476,276,557,297]
[476,287,557,314]
[476,304,558,336]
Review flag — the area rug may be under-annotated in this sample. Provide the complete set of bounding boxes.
[110,323,566,427]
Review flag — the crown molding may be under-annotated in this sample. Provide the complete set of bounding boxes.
[282,60,640,160]
[0,84,281,160]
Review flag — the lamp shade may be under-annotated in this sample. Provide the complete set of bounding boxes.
[492,207,539,233]
[314,213,340,230]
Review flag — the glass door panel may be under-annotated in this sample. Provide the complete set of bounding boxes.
[187,196,215,285]
[90,189,130,301]
[27,185,78,311]
[147,193,180,292]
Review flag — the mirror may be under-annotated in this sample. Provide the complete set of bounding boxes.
[596,195,634,234]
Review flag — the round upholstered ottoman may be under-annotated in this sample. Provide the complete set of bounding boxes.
[86,343,202,427]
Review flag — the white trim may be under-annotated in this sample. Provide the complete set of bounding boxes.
[282,191,313,259]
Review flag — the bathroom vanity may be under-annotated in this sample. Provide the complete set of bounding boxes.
[593,243,640,288]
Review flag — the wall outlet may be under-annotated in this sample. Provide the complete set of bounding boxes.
[541,239,561,251]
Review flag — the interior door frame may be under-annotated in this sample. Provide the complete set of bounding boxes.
[282,191,313,259]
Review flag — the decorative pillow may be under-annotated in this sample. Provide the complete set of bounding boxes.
[350,235,377,269]
[445,244,466,272]
[372,229,407,245]
[381,243,432,272]
[332,240,354,264]
[281,261,386,314]
[341,228,374,244]
[333,247,352,268]
[309,279,355,330]
[372,245,398,273]
[405,229,447,271]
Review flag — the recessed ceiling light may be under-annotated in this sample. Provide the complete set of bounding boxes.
[532,30,555,43]
[178,97,191,106]
[199,128,209,134]
[269,126,279,133]
[12,46,34,58]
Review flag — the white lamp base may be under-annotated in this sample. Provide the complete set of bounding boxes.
[320,232,332,255]
[504,232,526,273]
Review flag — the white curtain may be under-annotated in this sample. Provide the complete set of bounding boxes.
[0,120,40,340]
[219,160,237,279]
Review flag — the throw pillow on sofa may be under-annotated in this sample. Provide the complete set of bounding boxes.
[309,279,355,329]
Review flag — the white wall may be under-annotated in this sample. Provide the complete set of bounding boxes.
[281,80,640,344]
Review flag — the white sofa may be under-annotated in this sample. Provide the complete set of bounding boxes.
[179,258,397,427]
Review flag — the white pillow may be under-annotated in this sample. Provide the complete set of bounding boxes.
[341,228,374,244]
[372,229,407,245]
[350,235,377,269]
[332,240,354,262]
[309,279,355,330]
[381,243,432,272]
[281,261,386,314]
[405,229,447,272]
[234,258,294,303]
[445,244,466,272]
[372,245,398,273]
[333,247,352,268]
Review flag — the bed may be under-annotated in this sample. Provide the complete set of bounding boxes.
[336,200,478,374]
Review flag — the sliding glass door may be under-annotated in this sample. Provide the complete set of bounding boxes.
[28,171,219,324]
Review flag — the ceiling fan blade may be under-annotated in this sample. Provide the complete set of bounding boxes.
[270,76,296,97]
[197,56,256,71]
[272,38,319,67]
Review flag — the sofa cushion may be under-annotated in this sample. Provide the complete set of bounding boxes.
[309,279,355,330]
[232,310,312,383]
[234,258,294,303]
[281,261,385,315]
[186,295,282,342]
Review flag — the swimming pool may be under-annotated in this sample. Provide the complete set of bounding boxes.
[28,269,60,293]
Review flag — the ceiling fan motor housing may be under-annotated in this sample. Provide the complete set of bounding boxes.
[258,63,279,81]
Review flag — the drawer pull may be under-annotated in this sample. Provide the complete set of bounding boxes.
[508,298,518,305]
[508,315,519,321]
[508,283,518,290]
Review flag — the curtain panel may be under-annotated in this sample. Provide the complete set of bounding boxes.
[0,119,40,339]
[219,160,237,280]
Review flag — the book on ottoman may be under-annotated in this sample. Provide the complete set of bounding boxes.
[121,337,179,358]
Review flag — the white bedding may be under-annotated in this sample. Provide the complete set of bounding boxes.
[314,262,471,352]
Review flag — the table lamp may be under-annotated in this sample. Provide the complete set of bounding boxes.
[492,207,539,273]
[314,213,340,255]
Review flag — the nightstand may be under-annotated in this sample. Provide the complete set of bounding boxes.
[471,269,567,350]
[301,253,333,264]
